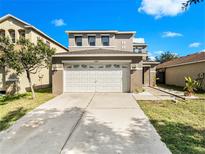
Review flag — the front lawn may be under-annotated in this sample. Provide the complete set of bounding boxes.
[0,88,54,131]
[138,100,205,154]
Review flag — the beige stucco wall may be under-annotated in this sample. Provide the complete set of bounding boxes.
[29,30,67,53]
[52,68,63,95]
[165,61,205,89]
[0,18,32,41]
[68,33,134,52]
[143,67,150,86]
[150,69,156,87]
[131,69,143,92]
[0,17,67,93]
[115,34,133,51]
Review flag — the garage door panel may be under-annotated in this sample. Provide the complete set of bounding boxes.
[64,64,129,92]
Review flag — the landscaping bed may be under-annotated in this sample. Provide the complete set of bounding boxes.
[157,84,205,99]
[138,100,205,154]
[0,88,54,131]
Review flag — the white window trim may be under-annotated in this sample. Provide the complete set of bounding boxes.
[74,34,83,36]
[87,34,96,36]
[100,34,110,36]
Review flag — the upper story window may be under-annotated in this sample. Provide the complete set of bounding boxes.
[75,36,82,46]
[19,30,26,39]
[88,36,96,46]
[138,48,142,53]
[0,29,5,38]
[8,29,15,43]
[134,48,143,53]
[101,36,109,46]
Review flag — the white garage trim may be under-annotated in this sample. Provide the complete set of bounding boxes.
[62,60,132,64]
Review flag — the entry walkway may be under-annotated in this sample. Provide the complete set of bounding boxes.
[133,87,176,101]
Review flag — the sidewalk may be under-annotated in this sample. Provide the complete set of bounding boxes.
[133,87,176,101]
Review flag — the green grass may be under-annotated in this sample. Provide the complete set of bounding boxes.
[0,88,54,131]
[138,100,205,154]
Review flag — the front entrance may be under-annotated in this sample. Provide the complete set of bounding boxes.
[63,63,130,92]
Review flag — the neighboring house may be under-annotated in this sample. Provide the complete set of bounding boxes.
[0,14,68,94]
[52,30,158,95]
[156,51,205,90]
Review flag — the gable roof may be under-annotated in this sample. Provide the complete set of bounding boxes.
[157,51,205,69]
[53,48,146,57]
[0,14,68,51]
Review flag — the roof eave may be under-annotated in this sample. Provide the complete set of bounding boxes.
[52,53,146,58]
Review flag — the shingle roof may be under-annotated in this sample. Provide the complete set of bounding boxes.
[157,51,205,69]
[54,48,138,55]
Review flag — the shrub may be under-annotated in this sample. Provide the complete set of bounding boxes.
[184,77,199,96]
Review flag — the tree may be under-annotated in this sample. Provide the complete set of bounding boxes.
[0,38,55,99]
[0,36,14,67]
[183,0,204,9]
[155,51,179,63]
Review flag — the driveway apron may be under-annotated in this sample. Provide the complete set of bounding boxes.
[0,93,94,154]
[61,93,171,154]
[0,93,171,154]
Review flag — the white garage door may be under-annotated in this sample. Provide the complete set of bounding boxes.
[64,64,130,92]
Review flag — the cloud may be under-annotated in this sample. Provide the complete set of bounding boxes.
[148,51,164,60]
[162,31,183,38]
[148,52,156,61]
[154,50,164,55]
[51,19,66,27]
[138,0,186,19]
[189,42,201,48]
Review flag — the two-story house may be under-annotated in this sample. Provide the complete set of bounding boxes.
[52,30,158,94]
[0,14,68,94]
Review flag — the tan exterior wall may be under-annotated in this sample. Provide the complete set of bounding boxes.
[0,18,31,41]
[165,61,205,89]
[143,67,150,86]
[52,69,63,95]
[150,69,156,87]
[0,17,67,93]
[131,69,143,92]
[29,30,67,53]
[115,34,133,51]
[68,33,133,52]
[5,67,51,94]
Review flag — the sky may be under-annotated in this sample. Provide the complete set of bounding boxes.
[0,0,205,59]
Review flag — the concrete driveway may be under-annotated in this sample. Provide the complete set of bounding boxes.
[0,93,171,154]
